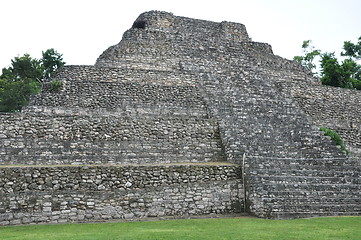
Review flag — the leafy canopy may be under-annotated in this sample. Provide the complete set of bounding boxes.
[42,48,65,79]
[342,36,361,59]
[294,37,361,90]
[293,40,321,74]
[0,49,65,112]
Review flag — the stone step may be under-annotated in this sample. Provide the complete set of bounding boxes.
[263,194,361,203]
[262,182,361,193]
[247,167,360,177]
[270,211,361,219]
[264,191,361,201]
[247,157,357,167]
[266,204,361,213]
[249,175,361,184]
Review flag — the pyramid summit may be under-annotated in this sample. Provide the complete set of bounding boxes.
[0,11,360,225]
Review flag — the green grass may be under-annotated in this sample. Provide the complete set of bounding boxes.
[0,216,360,240]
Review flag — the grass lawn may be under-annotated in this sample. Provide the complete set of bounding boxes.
[0,216,360,240]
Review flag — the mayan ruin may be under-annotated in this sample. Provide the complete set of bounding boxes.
[0,11,360,225]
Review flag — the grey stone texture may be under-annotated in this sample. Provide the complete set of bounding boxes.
[0,11,360,224]
[0,164,242,225]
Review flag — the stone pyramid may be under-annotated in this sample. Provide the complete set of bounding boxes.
[0,11,360,225]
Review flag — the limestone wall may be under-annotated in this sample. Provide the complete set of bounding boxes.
[0,113,224,165]
[0,164,243,225]
[26,66,207,116]
[132,11,250,42]
[1,62,226,166]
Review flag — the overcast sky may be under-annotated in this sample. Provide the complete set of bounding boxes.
[0,0,360,70]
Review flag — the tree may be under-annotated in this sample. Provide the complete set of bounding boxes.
[0,54,43,112]
[41,48,65,79]
[0,78,40,112]
[3,54,43,82]
[0,49,65,112]
[341,58,361,89]
[320,52,361,89]
[320,53,343,87]
[293,40,321,74]
[295,37,361,90]
[342,37,361,59]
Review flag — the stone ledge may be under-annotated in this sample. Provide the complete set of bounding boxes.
[0,162,237,168]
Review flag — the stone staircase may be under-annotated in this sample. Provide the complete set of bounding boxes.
[246,156,361,218]
[192,50,358,218]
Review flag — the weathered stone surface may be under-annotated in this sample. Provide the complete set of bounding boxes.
[0,164,243,225]
[0,10,360,224]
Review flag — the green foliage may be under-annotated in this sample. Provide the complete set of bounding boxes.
[320,127,349,155]
[293,40,320,74]
[320,53,345,87]
[342,36,361,59]
[0,54,43,112]
[0,49,65,112]
[0,78,40,112]
[320,53,361,89]
[49,79,63,92]
[1,217,360,240]
[295,36,361,90]
[2,54,43,83]
[41,48,65,79]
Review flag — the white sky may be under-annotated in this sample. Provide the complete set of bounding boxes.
[0,0,360,70]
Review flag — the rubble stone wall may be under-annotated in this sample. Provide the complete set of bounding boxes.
[0,164,243,225]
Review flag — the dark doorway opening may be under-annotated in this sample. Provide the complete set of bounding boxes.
[132,20,146,29]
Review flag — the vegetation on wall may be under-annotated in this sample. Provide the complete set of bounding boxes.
[320,127,349,155]
[294,37,361,90]
[0,49,65,112]
[49,79,64,92]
